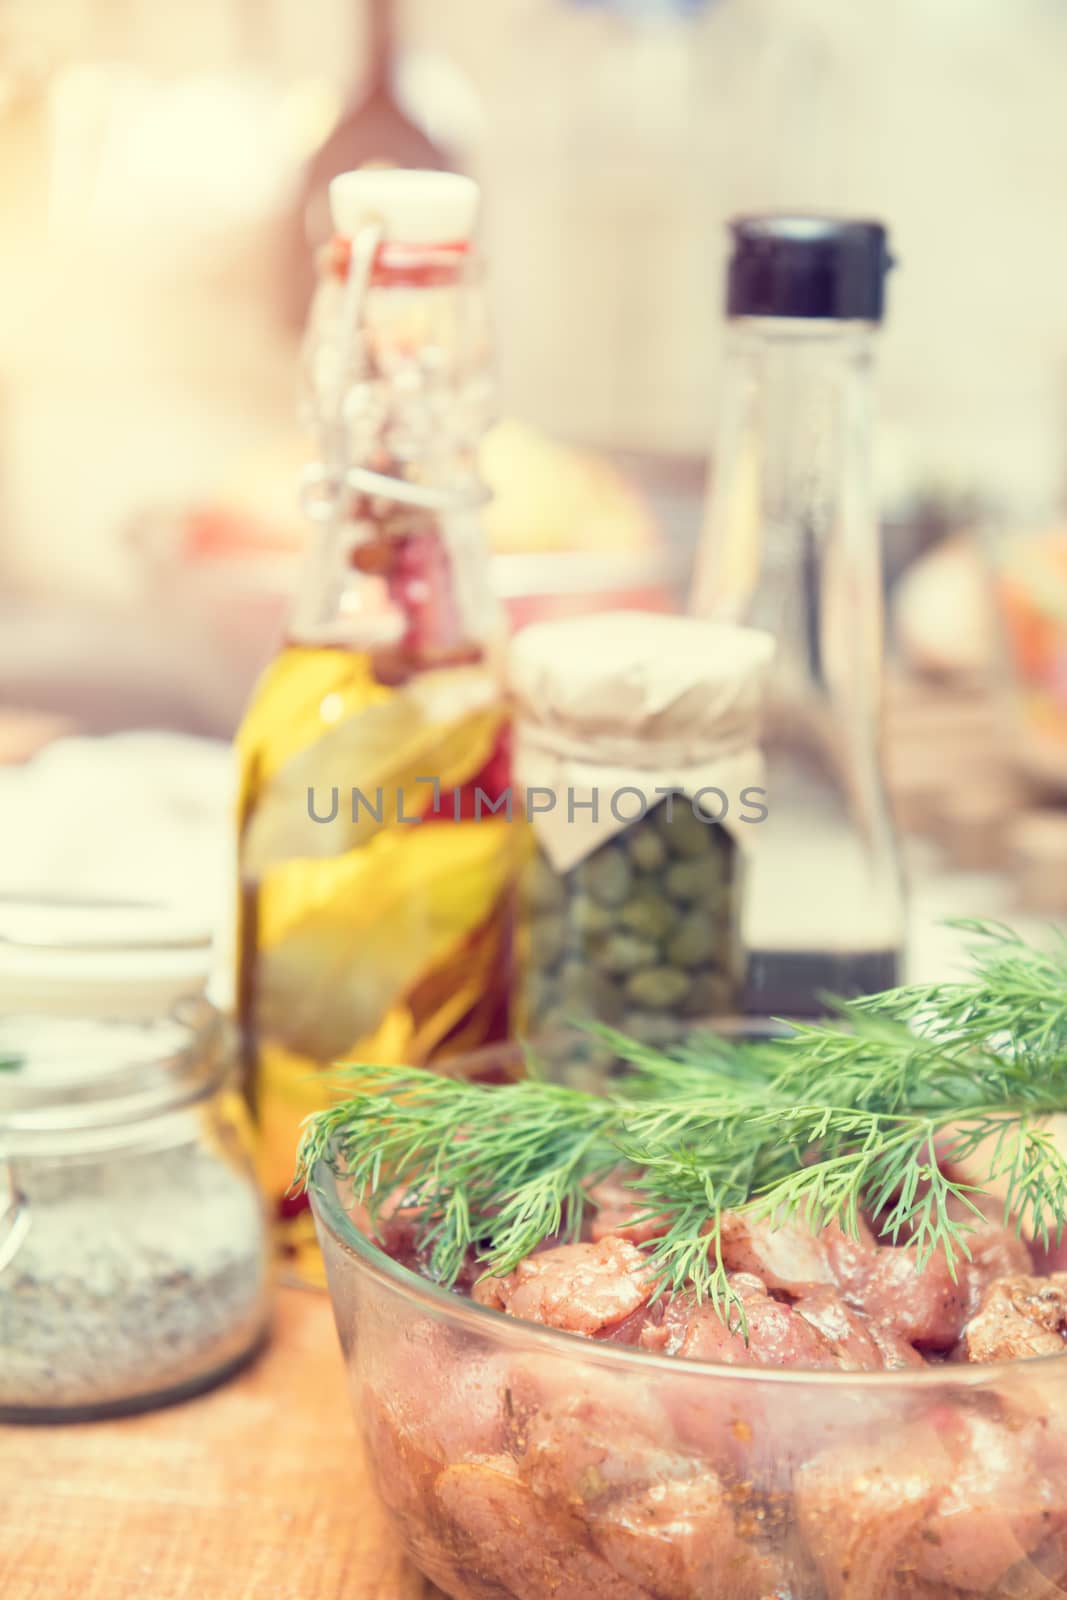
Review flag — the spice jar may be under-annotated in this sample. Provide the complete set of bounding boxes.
[0,900,271,1422]
[509,613,773,1087]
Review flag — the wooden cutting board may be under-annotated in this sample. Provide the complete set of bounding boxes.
[0,1287,440,1600]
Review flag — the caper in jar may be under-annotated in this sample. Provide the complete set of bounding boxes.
[624,966,691,1010]
[666,911,721,970]
[559,962,624,1024]
[618,892,675,942]
[597,934,658,976]
[573,846,632,909]
[518,798,741,1084]
[529,912,567,969]
[681,971,734,1018]
[569,894,614,938]
[655,798,717,859]
[664,855,726,906]
[626,827,668,872]
[620,1010,685,1047]
[522,852,567,913]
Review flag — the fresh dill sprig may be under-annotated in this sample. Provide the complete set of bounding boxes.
[296,1065,619,1284]
[296,922,1067,1318]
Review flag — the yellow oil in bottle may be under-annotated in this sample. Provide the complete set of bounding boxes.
[236,641,515,1282]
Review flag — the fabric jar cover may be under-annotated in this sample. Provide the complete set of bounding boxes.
[508,611,774,874]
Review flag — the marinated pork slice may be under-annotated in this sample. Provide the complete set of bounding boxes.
[505,1357,675,1468]
[794,1290,921,1371]
[434,1454,652,1600]
[798,1405,1067,1599]
[951,1193,1034,1304]
[638,1280,848,1481]
[631,1272,919,1372]
[361,1341,522,1518]
[795,1421,947,1600]
[363,1388,445,1522]
[822,1214,880,1287]
[589,1473,781,1600]
[474,1238,654,1336]
[638,1282,753,1364]
[514,1382,784,1600]
[718,1211,836,1294]
[386,1525,509,1600]
[520,1390,700,1507]
[848,1243,970,1350]
[955,1274,1067,1363]
[587,1171,671,1246]
[866,1319,927,1370]
[913,1408,1067,1593]
[825,1192,1031,1352]
[645,1278,844,1370]
[346,1186,425,1265]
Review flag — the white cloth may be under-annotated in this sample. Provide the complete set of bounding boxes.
[0,733,236,1002]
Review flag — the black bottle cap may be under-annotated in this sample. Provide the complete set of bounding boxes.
[726,215,894,323]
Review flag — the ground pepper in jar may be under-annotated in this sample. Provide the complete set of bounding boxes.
[509,612,773,1087]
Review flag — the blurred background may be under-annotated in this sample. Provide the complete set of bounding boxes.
[2,0,1067,958]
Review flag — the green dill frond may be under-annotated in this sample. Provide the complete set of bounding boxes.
[294,921,1067,1326]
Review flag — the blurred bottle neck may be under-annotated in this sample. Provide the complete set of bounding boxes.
[291,246,497,664]
[693,317,880,628]
[366,0,395,92]
[288,510,498,675]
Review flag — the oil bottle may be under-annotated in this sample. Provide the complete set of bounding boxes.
[236,171,513,1278]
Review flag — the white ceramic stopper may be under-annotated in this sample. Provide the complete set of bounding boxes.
[329,169,480,244]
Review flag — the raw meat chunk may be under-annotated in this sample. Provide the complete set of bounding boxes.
[795,1422,946,1599]
[915,1408,1067,1592]
[434,1454,652,1600]
[795,1290,903,1370]
[345,1186,424,1264]
[521,1391,696,1507]
[797,1406,1067,1598]
[718,1212,835,1294]
[505,1356,674,1464]
[953,1194,1034,1303]
[866,1320,926,1370]
[362,1388,444,1521]
[587,1170,671,1245]
[590,1473,779,1600]
[956,1273,1067,1363]
[476,1238,654,1335]
[647,1279,842,1370]
[849,1244,969,1350]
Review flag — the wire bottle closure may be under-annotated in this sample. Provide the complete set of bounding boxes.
[298,215,489,525]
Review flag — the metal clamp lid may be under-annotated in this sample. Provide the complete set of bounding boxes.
[0,1157,29,1276]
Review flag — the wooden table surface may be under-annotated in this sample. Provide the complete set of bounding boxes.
[0,1287,440,1600]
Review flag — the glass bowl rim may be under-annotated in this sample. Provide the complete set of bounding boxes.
[309,1158,1067,1390]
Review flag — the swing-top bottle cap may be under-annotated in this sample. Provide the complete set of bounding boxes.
[329,169,480,245]
[726,214,894,323]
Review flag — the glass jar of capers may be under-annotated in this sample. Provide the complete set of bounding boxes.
[508,613,774,1088]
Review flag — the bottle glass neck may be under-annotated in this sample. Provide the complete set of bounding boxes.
[698,317,878,619]
[366,0,395,89]
[290,238,498,677]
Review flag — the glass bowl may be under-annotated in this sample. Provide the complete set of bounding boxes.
[311,1162,1067,1600]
